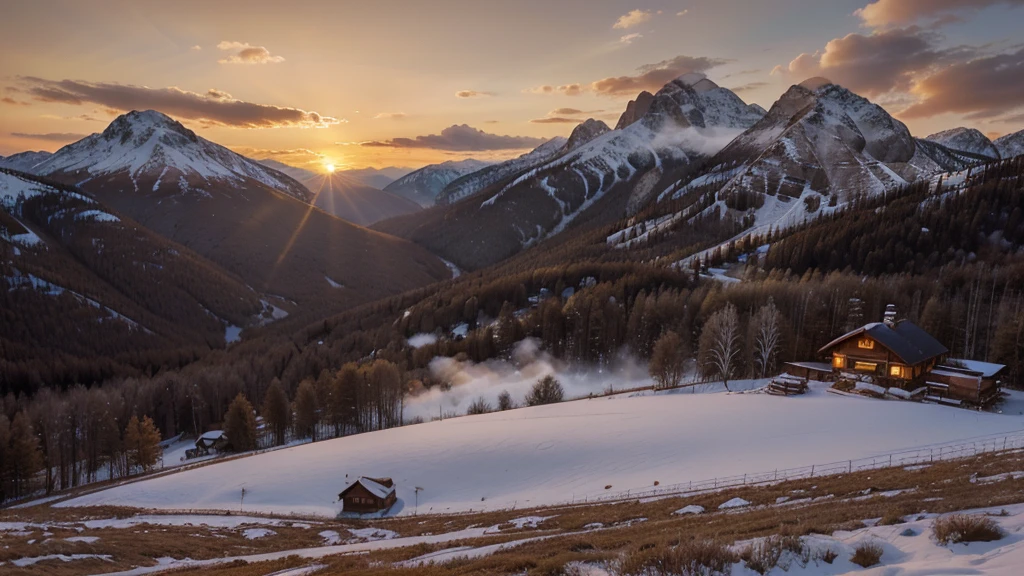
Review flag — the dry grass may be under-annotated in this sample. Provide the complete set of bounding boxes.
[932,514,1003,545]
[4,449,1024,575]
[849,541,883,568]
[617,538,736,576]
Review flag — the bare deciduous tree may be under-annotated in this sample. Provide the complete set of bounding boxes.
[699,303,742,390]
[649,330,686,389]
[751,298,782,378]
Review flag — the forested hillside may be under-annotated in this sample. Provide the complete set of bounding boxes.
[1,168,264,393]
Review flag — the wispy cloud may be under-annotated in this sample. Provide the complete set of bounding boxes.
[591,55,729,96]
[677,9,689,17]
[10,132,86,142]
[1,97,30,106]
[729,81,768,93]
[355,124,547,151]
[524,83,585,96]
[619,33,643,45]
[855,0,1023,28]
[373,112,407,119]
[529,117,582,124]
[455,90,496,98]
[614,9,652,29]
[217,41,285,65]
[14,77,342,128]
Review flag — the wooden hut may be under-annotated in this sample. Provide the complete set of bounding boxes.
[819,306,948,388]
[339,477,397,514]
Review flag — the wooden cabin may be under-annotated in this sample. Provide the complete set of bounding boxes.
[186,430,229,459]
[339,477,397,514]
[818,305,1004,406]
[819,308,948,388]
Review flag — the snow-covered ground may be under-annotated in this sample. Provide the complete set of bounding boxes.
[57,383,1024,518]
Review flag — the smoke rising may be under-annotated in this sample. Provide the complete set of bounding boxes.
[403,339,653,422]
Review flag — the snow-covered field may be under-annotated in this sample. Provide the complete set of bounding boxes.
[59,384,1024,518]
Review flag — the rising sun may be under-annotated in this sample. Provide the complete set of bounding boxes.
[325,163,336,173]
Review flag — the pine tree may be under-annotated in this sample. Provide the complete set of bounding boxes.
[294,380,320,441]
[124,415,162,473]
[7,412,41,499]
[261,379,290,446]
[224,393,257,452]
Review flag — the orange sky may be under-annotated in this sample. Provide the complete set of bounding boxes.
[2,0,1022,172]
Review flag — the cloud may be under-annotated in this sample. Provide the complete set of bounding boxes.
[614,9,652,29]
[373,112,407,120]
[524,84,585,96]
[16,77,342,128]
[551,108,583,115]
[773,27,969,97]
[358,124,547,151]
[901,47,1024,119]
[529,117,582,124]
[216,41,285,65]
[591,55,729,96]
[619,33,643,45]
[729,81,768,93]
[190,45,202,51]
[855,0,1024,28]
[1,97,30,105]
[677,9,689,16]
[10,132,87,142]
[455,90,496,98]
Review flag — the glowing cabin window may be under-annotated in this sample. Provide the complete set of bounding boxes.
[857,338,875,350]
[854,361,877,372]
[890,365,904,377]
[832,355,846,368]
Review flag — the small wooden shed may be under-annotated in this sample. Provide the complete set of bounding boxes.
[339,477,397,514]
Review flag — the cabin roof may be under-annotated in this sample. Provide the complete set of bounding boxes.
[946,359,1006,378]
[819,320,948,365]
[340,477,395,499]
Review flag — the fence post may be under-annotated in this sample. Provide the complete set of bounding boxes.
[810,465,815,477]
[889,454,892,467]
[1004,437,1008,451]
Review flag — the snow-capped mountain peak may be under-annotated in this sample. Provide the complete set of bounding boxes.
[32,110,310,201]
[0,150,53,173]
[994,129,1024,159]
[925,127,999,160]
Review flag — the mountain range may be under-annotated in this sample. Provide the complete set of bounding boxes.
[39,111,448,308]
[257,159,422,226]
[374,75,1024,272]
[383,159,493,206]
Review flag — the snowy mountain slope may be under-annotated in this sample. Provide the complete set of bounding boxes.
[996,129,1024,159]
[0,150,52,173]
[34,110,311,201]
[383,159,492,207]
[925,127,1000,159]
[377,74,765,270]
[58,383,1024,517]
[0,168,269,369]
[30,112,453,320]
[435,137,570,206]
[652,78,983,266]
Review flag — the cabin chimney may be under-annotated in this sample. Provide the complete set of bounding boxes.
[883,304,898,327]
